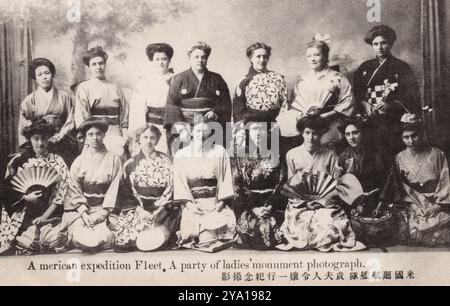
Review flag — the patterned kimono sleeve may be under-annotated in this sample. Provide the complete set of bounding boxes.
[265,163,287,208]
[279,75,289,109]
[216,148,235,202]
[333,74,355,117]
[102,155,122,209]
[158,157,174,205]
[433,149,450,205]
[212,75,232,123]
[128,79,147,132]
[172,156,193,202]
[64,157,89,213]
[49,155,70,207]
[74,84,91,129]
[118,86,129,130]
[57,93,75,139]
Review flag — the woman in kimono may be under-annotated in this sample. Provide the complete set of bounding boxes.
[0,120,69,255]
[278,115,365,252]
[337,119,396,247]
[60,118,121,252]
[353,25,421,165]
[231,121,286,250]
[129,43,174,154]
[19,58,77,166]
[114,123,181,252]
[279,34,355,149]
[74,46,129,161]
[164,41,231,153]
[173,120,236,252]
[233,42,288,124]
[379,114,450,246]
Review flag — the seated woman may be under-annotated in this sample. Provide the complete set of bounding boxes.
[19,58,77,166]
[173,120,236,252]
[231,121,286,250]
[379,114,450,246]
[0,120,69,255]
[60,118,121,252]
[278,115,365,252]
[337,119,396,247]
[113,124,181,252]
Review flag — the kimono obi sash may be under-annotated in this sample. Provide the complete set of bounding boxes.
[91,106,120,126]
[187,178,218,199]
[82,182,111,207]
[134,185,166,201]
[405,179,438,195]
[180,98,214,124]
[146,106,165,125]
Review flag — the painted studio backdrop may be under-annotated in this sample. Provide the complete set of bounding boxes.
[0,0,449,171]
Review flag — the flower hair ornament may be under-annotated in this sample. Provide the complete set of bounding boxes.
[400,113,421,124]
[313,33,331,45]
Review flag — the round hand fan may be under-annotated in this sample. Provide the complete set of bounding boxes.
[136,225,171,252]
[10,166,60,194]
[281,171,337,202]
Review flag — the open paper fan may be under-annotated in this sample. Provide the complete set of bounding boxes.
[10,166,60,194]
[281,172,337,202]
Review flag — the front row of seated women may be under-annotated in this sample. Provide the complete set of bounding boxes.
[1,113,449,255]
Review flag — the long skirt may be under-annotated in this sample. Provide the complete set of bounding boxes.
[278,202,366,252]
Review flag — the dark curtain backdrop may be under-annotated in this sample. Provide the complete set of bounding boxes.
[421,0,449,145]
[0,17,33,175]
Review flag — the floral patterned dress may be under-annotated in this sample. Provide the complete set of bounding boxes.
[113,150,180,250]
[233,67,288,124]
[278,145,365,252]
[0,151,69,255]
[231,130,286,250]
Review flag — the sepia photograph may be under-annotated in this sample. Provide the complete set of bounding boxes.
[0,0,449,287]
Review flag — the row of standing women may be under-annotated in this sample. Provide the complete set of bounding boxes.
[0,24,449,255]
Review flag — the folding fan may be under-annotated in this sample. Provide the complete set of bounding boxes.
[10,166,60,195]
[281,171,337,202]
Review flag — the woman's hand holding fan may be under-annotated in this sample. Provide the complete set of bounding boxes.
[23,190,43,204]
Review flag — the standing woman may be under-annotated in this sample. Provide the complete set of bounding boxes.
[0,120,69,255]
[173,120,236,252]
[353,25,421,164]
[74,46,129,160]
[19,58,77,166]
[60,118,121,252]
[164,41,231,152]
[129,43,174,154]
[280,35,355,149]
[233,42,288,124]
[278,116,365,252]
[114,123,181,252]
[379,115,450,246]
